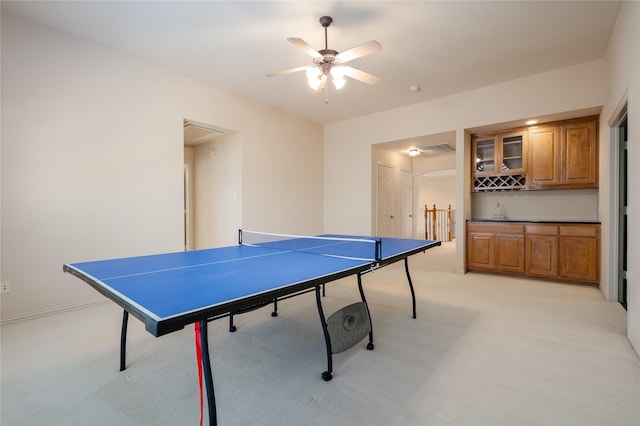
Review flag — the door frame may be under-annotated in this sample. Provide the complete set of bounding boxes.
[608,101,628,306]
[183,160,193,251]
[616,110,628,308]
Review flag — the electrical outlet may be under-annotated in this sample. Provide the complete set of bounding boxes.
[1,281,10,294]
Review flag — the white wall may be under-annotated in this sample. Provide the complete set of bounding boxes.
[602,0,640,355]
[0,12,323,320]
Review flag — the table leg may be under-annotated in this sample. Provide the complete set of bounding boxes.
[229,314,237,332]
[356,273,375,350]
[315,286,333,381]
[404,257,417,319]
[199,320,217,426]
[120,310,129,371]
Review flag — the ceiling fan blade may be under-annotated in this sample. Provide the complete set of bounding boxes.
[287,37,323,59]
[266,66,308,78]
[343,66,380,85]
[335,40,382,64]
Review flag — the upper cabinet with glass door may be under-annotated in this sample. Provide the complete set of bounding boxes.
[472,128,527,191]
[472,129,526,176]
[473,136,496,174]
[500,130,525,173]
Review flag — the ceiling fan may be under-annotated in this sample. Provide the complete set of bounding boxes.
[266,16,382,93]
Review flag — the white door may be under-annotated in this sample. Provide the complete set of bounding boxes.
[400,170,413,238]
[377,164,394,236]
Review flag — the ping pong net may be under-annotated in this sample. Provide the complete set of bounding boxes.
[239,230,381,262]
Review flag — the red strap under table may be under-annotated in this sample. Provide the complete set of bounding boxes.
[195,322,204,426]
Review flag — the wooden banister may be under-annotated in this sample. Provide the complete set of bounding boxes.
[425,204,455,242]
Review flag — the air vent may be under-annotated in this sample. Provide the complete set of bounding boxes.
[417,142,455,153]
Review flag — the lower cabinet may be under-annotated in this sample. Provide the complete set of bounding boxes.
[467,221,599,284]
[525,225,559,278]
[467,231,495,270]
[467,223,524,272]
[496,233,525,273]
[558,225,600,282]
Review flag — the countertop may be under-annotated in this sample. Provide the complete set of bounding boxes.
[467,219,601,224]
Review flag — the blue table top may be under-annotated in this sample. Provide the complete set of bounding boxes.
[64,235,440,336]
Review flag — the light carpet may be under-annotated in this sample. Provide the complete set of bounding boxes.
[2,242,639,425]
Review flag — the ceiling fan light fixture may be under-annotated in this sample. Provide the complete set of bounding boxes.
[409,148,420,157]
[267,16,381,98]
[331,66,346,90]
[306,67,323,90]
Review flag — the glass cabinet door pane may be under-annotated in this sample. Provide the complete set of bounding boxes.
[475,139,495,172]
[502,136,523,171]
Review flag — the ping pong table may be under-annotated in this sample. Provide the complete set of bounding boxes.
[63,230,440,425]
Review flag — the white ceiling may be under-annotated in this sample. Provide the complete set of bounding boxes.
[2,1,621,128]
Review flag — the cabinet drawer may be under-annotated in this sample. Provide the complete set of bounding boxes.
[467,223,491,233]
[525,225,558,235]
[560,225,598,237]
[467,223,523,234]
[496,224,525,234]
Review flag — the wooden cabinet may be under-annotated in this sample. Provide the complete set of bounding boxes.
[473,130,526,176]
[525,225,559,278]
[500,130,526,173]
[559,225,599,283]
[528,125,561,187]
[496,232,525,273]
[527,117,598,190]
[467,221,600,284]
[472,129,527,191]
[473,135,497,176]
[562,119,598,187]
[467,229,495,270]
[467,223,524,273]
[472,116,598,191]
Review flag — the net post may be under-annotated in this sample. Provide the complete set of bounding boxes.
[375,239,382,262]
[238,229,242,245]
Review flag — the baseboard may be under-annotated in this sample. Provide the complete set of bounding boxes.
[0,299,108,325]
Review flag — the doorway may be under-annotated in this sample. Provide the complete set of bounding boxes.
[183,119,241,249]
[418,169,456,242]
